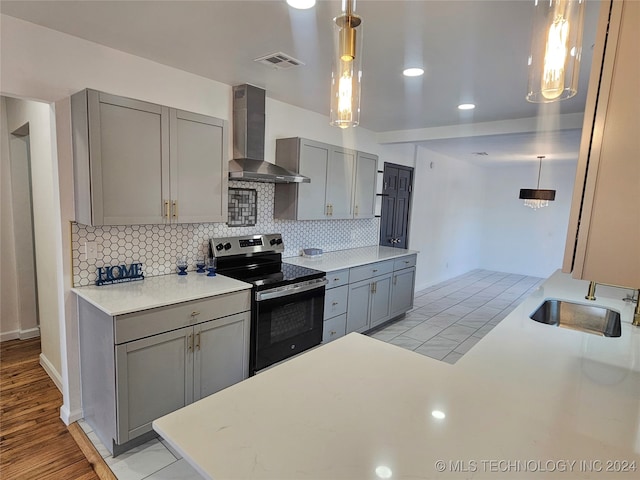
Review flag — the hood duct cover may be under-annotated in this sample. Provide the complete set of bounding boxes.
[229,84,309,183]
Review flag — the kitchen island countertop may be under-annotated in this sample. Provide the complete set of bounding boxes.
[283,245,419,272]
[153,270,640,479]
[72,273,251,316]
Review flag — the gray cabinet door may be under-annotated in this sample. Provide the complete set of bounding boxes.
[369,273,393,329]
[297,139,330,220]
[115,326,192,443]
[390,267,416,318]
[327,146,356,219]
[89,91,170,225]
[346,279,372,334]
[193,312,249,401]
[170,110,228,223]
[354,152,378,218]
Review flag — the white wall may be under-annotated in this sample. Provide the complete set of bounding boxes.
[409,147,485,290]
[0,97,21,340]
[3,97,62,386]
[0,98,40,342]
[479,161,577,278]
[0,13,412,423]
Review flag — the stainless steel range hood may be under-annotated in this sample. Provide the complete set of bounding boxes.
[229,84,309,183]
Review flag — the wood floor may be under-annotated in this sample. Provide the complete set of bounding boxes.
[0,337,99,480]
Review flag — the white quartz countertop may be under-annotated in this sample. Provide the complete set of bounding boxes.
[153,271,640,479]
[283,245,419,272]
[72,273,252,316]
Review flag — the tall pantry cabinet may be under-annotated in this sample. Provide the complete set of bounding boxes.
[563,0,640,288]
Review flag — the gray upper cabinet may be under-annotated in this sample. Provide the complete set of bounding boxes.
[326,146,356,219]
[353,152,378,218]
[71,89,227,226]
[170,109,227,224]
[274,137,375,221]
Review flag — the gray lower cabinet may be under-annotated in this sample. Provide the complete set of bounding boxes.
[390,267,416,318]
[345,255,417,335]
[322,269,349,343]
[347,272,393,333]
[78,289,250,456]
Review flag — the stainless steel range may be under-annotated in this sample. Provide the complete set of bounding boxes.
[210,234,326,375]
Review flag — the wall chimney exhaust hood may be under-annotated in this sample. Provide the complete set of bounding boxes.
[229,84,310,183]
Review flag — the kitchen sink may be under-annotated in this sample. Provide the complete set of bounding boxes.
[530,299,622,337]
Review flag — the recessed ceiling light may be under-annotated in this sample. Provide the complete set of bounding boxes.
[458,103,476,110]
[403,67,424,77]
[431,410,446,419]
[286,0,316,9]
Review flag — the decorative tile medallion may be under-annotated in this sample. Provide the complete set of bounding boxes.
[228,188,257,227]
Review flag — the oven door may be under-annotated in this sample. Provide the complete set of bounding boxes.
[252,278,327,374]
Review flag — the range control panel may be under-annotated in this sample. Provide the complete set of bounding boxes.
[210,234,284,257]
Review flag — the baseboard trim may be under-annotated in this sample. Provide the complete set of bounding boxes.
[39,353,63,393]
[0,331,20,342]
[60,404,84,425]
[19,327,41,339]
[0,328,41,343]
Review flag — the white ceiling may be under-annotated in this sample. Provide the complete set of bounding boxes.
[0,0,601,163]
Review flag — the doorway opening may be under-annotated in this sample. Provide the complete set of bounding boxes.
[379,163,413,249]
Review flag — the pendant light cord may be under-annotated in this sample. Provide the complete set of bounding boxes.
[536,155,544,189]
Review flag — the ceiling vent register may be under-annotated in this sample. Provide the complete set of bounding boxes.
[254,52,305,70]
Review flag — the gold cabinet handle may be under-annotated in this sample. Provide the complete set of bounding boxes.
[355,205,359,216]
[326,204,331,216]
[195,332,201,351]
[393,275,397,286]
[333,278,340,282]
[187,333,193,352]
[373,269,378,273]
[330,330,337,336]
[172,200,178,218]
[190,311,200,317]
[332,301,339,306]
[164,200,170,219]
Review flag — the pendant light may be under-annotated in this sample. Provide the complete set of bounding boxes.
[526,0,586,103]
[330,0,363,128]
[520,156,556,209]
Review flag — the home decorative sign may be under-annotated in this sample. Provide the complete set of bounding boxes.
[96,263,144,286]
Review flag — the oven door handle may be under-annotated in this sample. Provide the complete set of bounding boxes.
[255,278,328,301]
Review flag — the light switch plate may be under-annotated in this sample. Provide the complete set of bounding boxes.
[84,241,98,260]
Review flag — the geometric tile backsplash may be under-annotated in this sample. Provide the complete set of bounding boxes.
[72,181,380,286]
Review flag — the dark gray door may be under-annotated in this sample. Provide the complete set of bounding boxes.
[379,163,413,249]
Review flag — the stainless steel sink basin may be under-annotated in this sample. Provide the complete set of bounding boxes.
[530,300,621,337]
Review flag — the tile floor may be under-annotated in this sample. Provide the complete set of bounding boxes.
[80,269,543,479]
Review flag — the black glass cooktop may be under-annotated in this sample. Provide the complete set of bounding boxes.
[216,253,324,291]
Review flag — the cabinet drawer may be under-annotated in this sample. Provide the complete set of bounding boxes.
[115,290,251,344]
[326,269,349,288]
[349,260,394,283]
[394,255,417,271]
[324,285,348,319]
[322,314,347,344]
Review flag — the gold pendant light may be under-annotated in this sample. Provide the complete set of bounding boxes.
[526,0,586,103]
[330,0,363,128]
